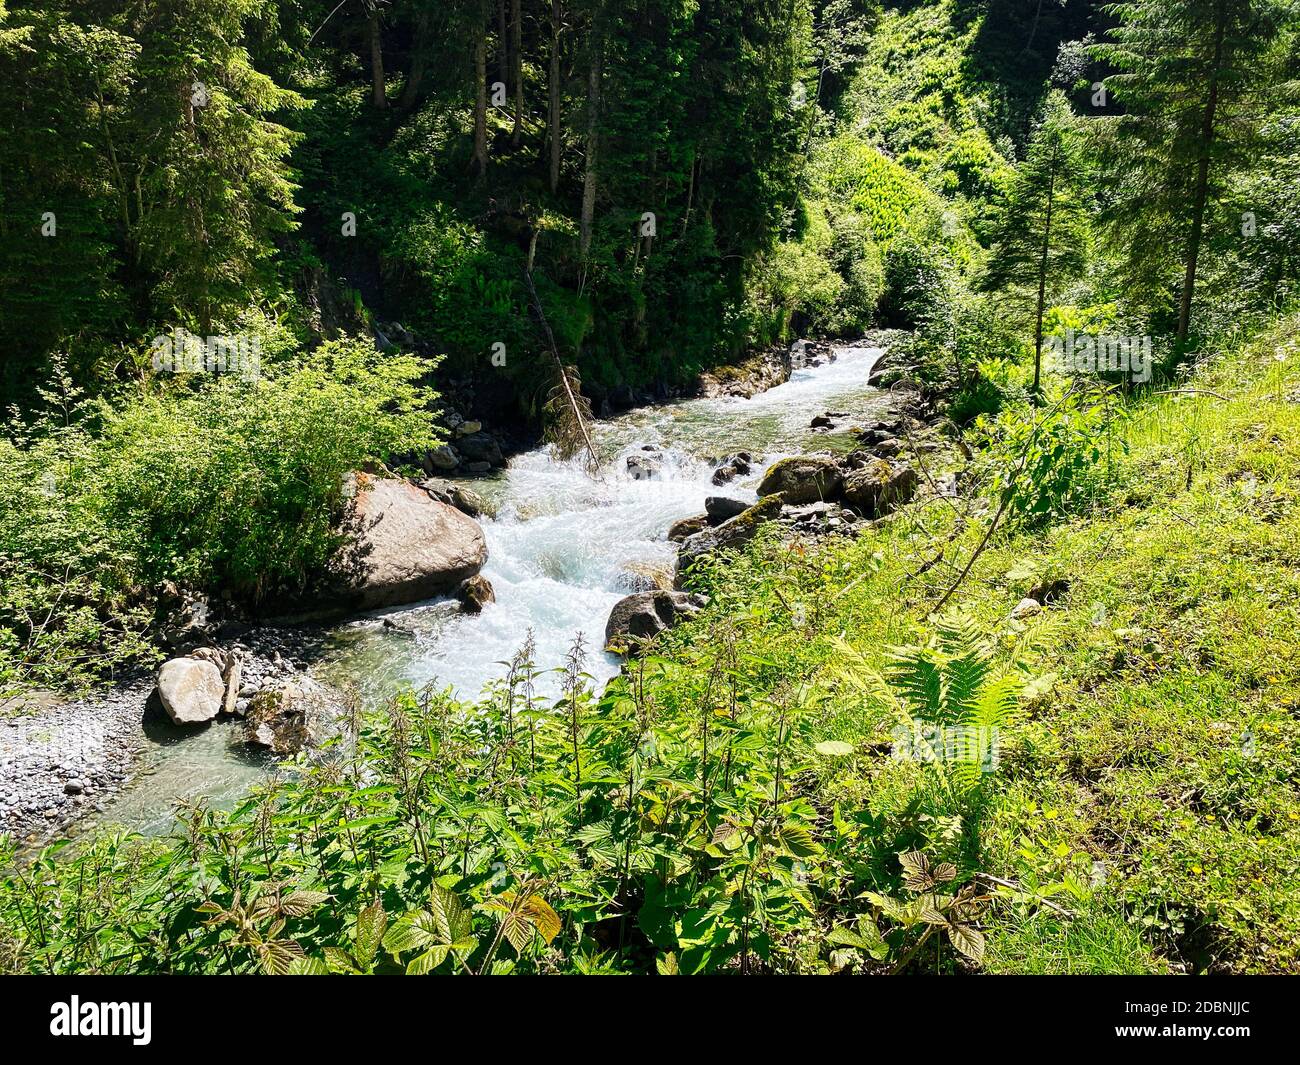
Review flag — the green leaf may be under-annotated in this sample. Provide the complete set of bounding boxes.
[322,946,360,975]
[281,890,331,918]
[814,740,855,757]
[899,850,934,891]
[353,903,388,969]
[776,821,822,858]
[948,922,986,963]
[288,955,330,976]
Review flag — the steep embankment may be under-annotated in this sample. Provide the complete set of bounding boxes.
[664,318,1300,973]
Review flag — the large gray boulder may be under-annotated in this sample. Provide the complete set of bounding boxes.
[675,495,784,585]
[841,459,918,517]
[157,658,225,725]
[605,590,708,653]
[346,476,488,609]
[246,676,349,756]
[757,456,843,504]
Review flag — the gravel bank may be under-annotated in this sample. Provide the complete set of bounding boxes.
[0,626,329,849]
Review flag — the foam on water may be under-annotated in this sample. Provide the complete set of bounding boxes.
[91,343,889,833]
[320,343,888,702]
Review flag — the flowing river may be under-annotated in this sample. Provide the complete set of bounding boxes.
[84,341,890,836]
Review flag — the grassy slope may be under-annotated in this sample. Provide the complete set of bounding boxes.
[669,318,1300,973]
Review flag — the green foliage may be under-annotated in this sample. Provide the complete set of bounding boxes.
[0,0,307,404]
[981,91,1091,389]
[833,613,1022,809]
[813,136,946,250]
[841,0,1015,213]
[1089,0,1294,343]
[93,339,439,599]
[0,609,1023,975]
[975,388,1117,530]
[746,196,884,340]
[0,339,438,692]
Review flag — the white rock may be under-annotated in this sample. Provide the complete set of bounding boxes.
[1010,597,1043,620]
[157,658,225,725]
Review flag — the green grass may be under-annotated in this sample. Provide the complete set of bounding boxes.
[668,315,1300,973]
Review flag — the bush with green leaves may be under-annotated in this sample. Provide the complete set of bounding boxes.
[0,614,1030,975]
[973,389,1119,530]
[0,339,439,692]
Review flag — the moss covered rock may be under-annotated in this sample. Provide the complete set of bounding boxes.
[675,494,784,585]
[842,459,918,517]
[757,456,844,504]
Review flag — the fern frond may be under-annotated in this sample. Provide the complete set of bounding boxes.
[885,646,944,723]
[933,612,986,659]
[942,654,991,725]
[963,674,1023,732]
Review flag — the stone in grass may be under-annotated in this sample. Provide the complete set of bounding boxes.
[1010,598,1043,620]
[675,495,784,585]
[157,658,225,725]
[605,590,708,655]
[840,459,918,518]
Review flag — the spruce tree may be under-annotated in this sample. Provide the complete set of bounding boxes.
[982,91,1089,396]
[1091,0,1291,354]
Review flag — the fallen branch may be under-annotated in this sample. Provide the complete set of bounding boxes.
[976,872,1076,918]
[523,265,601,474]
[932,385,1080,615]
[1152,388,1229,401]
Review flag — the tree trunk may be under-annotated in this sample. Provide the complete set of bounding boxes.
[473,1,489,178]
[548,0,563,192]
[1033,142,1058,401]
[1176,4,1228,354]
[368,9,386,110]
[498,0,509,87]
[511,0,524,145]
[398,11,431,111]
[580,28,602,259]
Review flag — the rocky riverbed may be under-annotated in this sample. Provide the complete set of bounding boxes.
[0,627,325,847]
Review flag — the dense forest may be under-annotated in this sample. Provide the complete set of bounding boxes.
[1,0,1299,984]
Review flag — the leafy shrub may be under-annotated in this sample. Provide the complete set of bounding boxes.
[813,136,944,249]
[974,390,1118,529]
[0,611,1031,975]
[0,340,438,691]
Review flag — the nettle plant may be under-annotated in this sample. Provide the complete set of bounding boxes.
[0,632,836,975]
[1,620,1031,976]
[973,389,1118,529]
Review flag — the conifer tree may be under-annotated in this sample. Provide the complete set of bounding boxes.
[1091,0,1291,354]
[982,91,1089,396]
